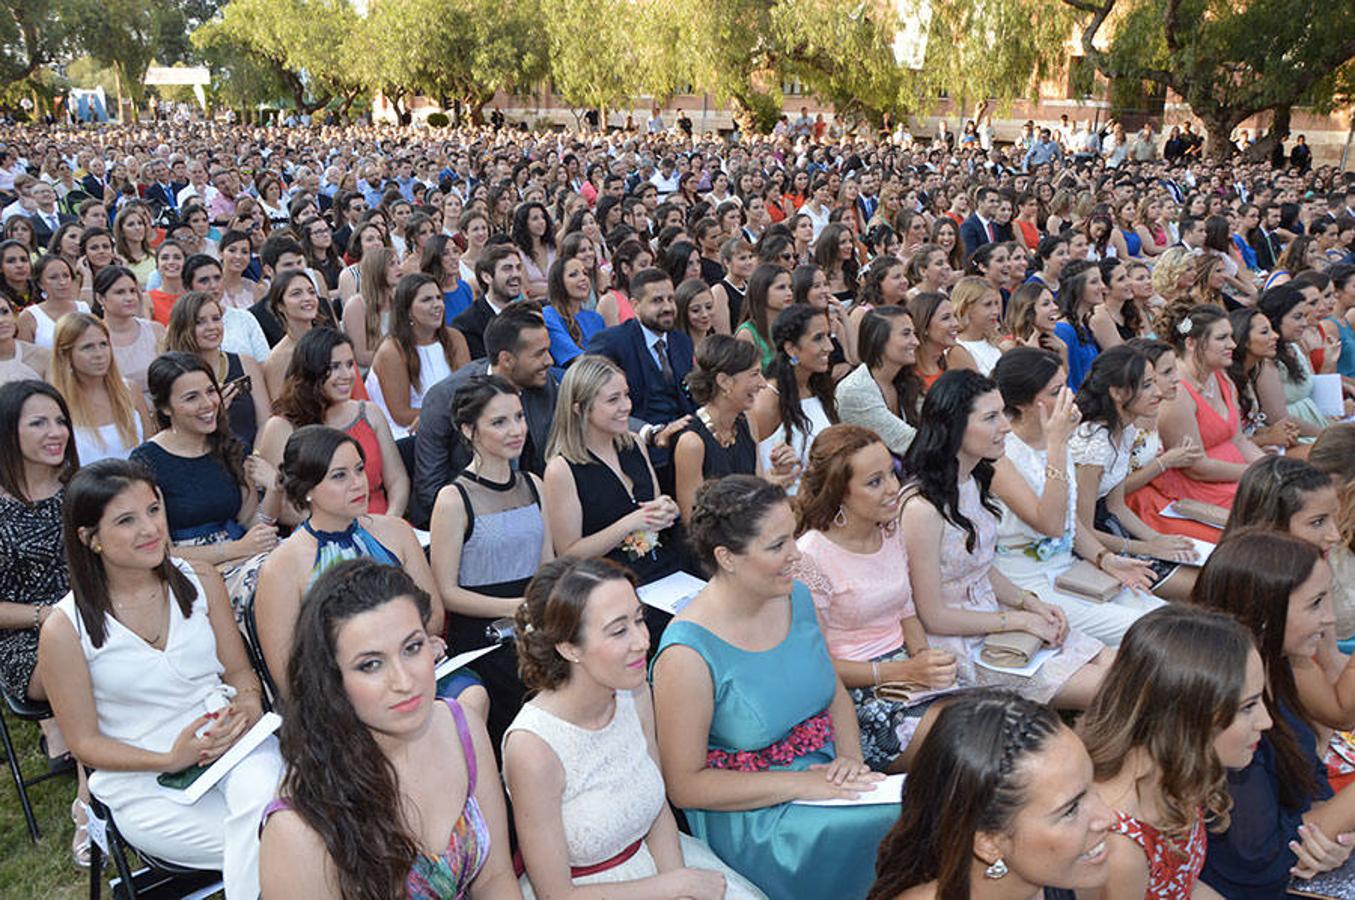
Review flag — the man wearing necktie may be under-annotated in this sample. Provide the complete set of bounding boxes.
[27,182,73,248]
[960,187,1001,257]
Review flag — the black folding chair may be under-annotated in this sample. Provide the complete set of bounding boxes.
[0,687,69,841]
[86,794,223,900]
[240,592,279,711]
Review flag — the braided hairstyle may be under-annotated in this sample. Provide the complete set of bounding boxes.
[515,557,637,692]
[868,691,1064,900]
[687,475,788,576]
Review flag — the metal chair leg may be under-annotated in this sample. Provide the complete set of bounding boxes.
[0,706,41,841]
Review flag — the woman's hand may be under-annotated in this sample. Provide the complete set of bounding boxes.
[1159,435,1205,468]
[1038,386,1081,447]
[1290,822,1355,879]
[895,649,957,689]
[1249,422,1296,449]
[652,416,692,450]
[1101,554,1156,592]
[659,868,726,900]
[231,692,265,731]
[1141,534,1199,563]
[242,453,278,492]
[1018,602,1067,646]
[231,522,278,558]
[162,704,250,772]
[766,443,803,485]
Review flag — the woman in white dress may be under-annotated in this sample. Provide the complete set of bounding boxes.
[949,276,1004,376]
[989,347,1165,647]
[17,254,89,350]
[750,305,837,496]
[50,312,153,464]
[38,459,282,899]
[504,557,764,899]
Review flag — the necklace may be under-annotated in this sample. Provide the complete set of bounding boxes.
[697,406,737,448]
[1184,365,1217,399]
[113,583,167,646]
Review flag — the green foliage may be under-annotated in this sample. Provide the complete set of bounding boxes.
[0,0,68,84]
[62,0,159,112]
[426,111,449,127]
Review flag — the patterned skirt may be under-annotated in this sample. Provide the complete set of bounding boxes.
[847,647,939,771]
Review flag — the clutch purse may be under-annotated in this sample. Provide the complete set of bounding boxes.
[1054,559,1121,603]
[1173,498,1229,529]
[980,630,1044,669]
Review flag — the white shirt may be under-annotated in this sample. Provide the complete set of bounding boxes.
[638,321,670,372]
[177,182,220,209]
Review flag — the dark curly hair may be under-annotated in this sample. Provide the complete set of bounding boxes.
[278,327,355,426]
[766,305,838,445]
[687,475,788,575]
[1074,343,1149,437]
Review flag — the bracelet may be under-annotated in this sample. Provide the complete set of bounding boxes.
[32,604,42,629]
[1018,590,1038,611]
[235,685,263,699]
[870,659,881,687]
[256,513,277,526]
[1044,465,1067,483]
[1154,457,1166,475]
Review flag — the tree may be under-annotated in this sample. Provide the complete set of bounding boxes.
[351,0,549,123]
[191,0,362,112]
[63,0,159,117]
[0,0,68,85]
[1058,0,1355,158]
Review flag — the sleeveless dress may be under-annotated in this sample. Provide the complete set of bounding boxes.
[1280,341,1328,437]
[112,317,159,405]
[1131,372,1242,540]
[653,585,896,900]
[367,341,454,440]
[222,352,259,452]
[0,342,42,384]
[54,558,283,898]
[1332,316,1355,380]
[792,527,934,769]
[921,476,1102,702]
[505,690,765,898]
[957,338,1002,375]
[718,278,747,326]
[26,300,91,349]
[565,446,680,589]
[756,394,832,496]
[74,414,144,465]
[1111,810,1206,898]
[299,517,398,588]
[0,490,68,696]
[1000,433,1163,647]
[338,402,389,515]
[261,698,490,899]
[682,412,758,481]
[448,470,545,748]
[1121,228,1143,258]
[735,321,774,372]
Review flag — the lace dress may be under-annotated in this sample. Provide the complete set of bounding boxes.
[0,490,68,695]
[506,690,763,898]
[925,476,1102,703]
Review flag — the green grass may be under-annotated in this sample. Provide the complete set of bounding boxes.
[0,715,111,899]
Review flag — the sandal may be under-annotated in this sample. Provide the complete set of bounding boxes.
[71,798,92,869]
[40,736,75,775]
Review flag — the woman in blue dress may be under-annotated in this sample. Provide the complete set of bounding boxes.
[541,255,605,374]
[652,474,896,900]
[1053,260,1105,392]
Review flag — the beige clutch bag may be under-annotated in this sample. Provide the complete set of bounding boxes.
[1054,559,1121,603]
[1174,498,1229,529]
[980,630,1044,668]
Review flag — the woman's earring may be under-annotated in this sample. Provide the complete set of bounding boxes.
[788,354,800,367]
[833,506,847,528]
[983,859,1008,880]
[91,541,102,555]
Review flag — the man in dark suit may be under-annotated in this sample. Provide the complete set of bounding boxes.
[587,268,695,467]
[452,243,522,360]
[413,305,557,517]
[1250,204,1285,271]
[27,181,74,248]
[960,187,1001,258]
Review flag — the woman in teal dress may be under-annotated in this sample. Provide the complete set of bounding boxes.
[652,474,897,900]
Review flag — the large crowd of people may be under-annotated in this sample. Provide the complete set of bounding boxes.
[1,111,1355,899]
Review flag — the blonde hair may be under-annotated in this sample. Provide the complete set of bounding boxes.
[51,312,140,449]
[545,354,635,464]
[1152,246,1193,303]
[950,276,1000,338]
[358,247,397,350]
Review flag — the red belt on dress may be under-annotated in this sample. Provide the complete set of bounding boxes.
[511,838,645,879]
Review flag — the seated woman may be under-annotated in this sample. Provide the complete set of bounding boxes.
[750,305,839,495]
[1192,531,1355,897]
[255,328,407,521]
[39,460,283,898]
[505,557,764,899]
[369,272,470,438]
[1258,284,1332,442]
[164,291,271,453]
[652,475,895,900]
[183,254,271,365]
[0,294,48,384]
[542,355,682,635]
[735,264,793,372]
[1078,605,1265,900]
[1133,304,1264,541]
[908,291,974,393]
[262,270,327,400]
[899,369,1111,706]
[421,234,474,323]
[147,239,186,326]
[1086,258,1144,351]
[989,348,1165,647]
[542,255,605,371]
[259,559,518,899]
[867,691,1113,900]
[17,254,89,350]
[1228,308,1304,453]
[1053,260,1107,392]
[95,265,163,405]
[253,425,446,701]
[949,276,1004,376]
[1000,282,1067,370]
[131,352,281,614]
[429,375,552,746]
[835,306,921,459]
[1069,345,1201,602]
[674,334,767,522]
[1309,424,1355,641]
[792,424,957,772]
[340,247,398,372]
[50,313,153,464]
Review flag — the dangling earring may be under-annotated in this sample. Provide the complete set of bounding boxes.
[983,859,1008,880]
[788,353,800,367]
[833,506,847,528]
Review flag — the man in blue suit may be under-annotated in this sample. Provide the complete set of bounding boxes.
[960,186,1001,258]
[587,267,694,468]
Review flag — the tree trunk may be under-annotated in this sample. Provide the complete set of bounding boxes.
[1201,111,1245,161]
[1246,105,1292,164]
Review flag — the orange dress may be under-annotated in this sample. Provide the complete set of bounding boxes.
[1126,371,1242,541]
